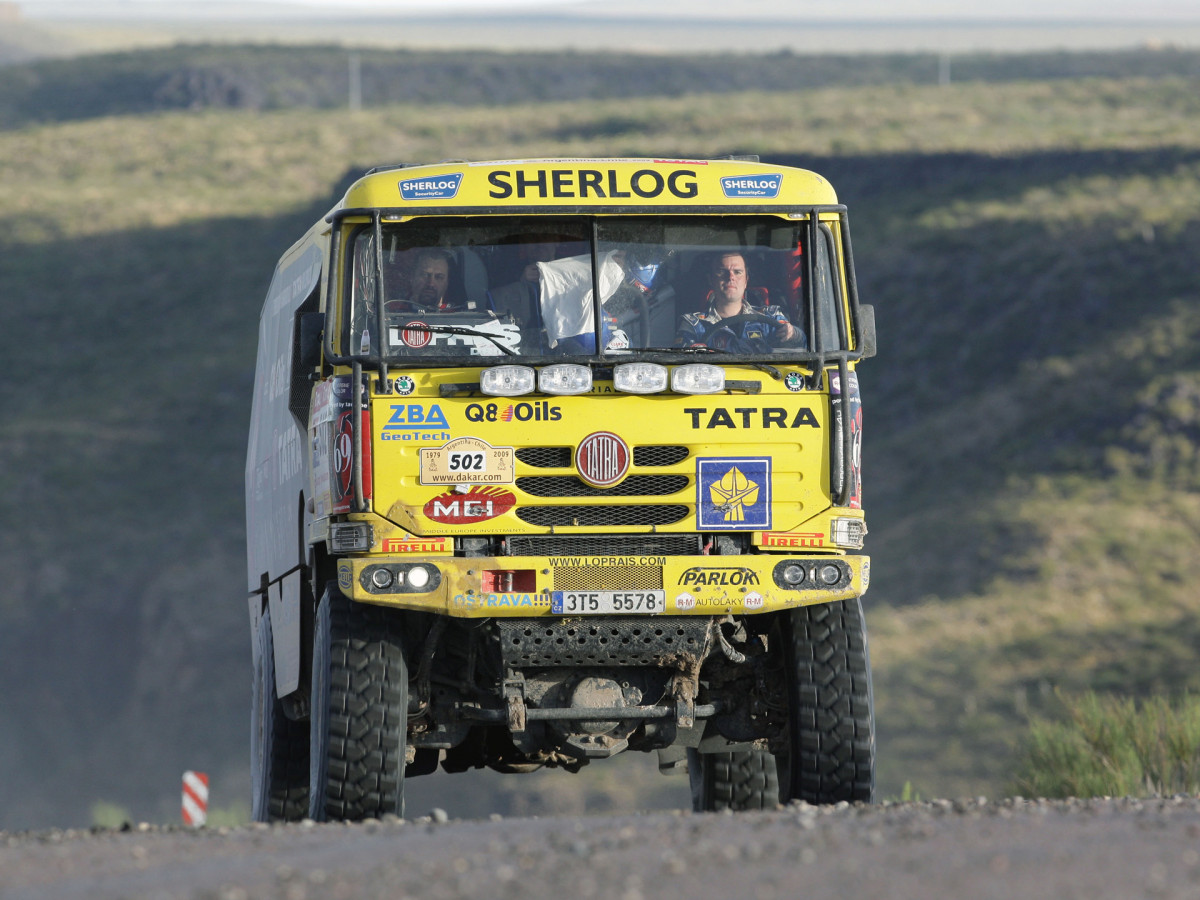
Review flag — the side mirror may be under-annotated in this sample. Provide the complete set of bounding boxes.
[297,312,325,372]
[856,304,877,359]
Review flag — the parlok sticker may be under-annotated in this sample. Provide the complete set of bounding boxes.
[420,437,514,485]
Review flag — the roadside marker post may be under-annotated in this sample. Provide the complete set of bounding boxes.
[182,771,209,827]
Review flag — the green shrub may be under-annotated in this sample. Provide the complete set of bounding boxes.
[1013,691,1200,798]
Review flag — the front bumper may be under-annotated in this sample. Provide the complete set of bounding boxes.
[335,553,870,617]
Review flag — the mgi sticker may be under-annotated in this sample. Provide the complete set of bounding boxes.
[420,437,514,485]
[719,173,782,199]
[399,172,463,200]
[424,486,516,524]
[696,457,772,530]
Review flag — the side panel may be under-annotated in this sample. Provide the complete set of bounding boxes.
[245,241,325,595]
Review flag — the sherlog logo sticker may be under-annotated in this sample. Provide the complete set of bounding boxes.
[424,486,515,524]
[720,173,782,199]
[399,172,463,201]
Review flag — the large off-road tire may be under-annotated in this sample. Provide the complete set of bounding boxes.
[776,597,875,804]
[308,582,410,821]
[688,749,780,812]
[250,611,310,822]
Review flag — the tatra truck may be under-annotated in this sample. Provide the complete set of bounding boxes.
[246,157,877,821]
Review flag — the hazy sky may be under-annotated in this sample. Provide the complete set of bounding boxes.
[16,0,1200,16]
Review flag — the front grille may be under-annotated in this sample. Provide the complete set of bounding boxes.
[516,445,690,469]
[516,505,690,527]
[634,446,689,466]
[505,534,703,556]
[516,475,689,498]
[497,617,713,667]
[553,566,663,591]
[516,447,572,468]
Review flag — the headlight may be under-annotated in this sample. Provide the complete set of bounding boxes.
[781,564,805,585]
[481,365,536,396]
[329,522,372,553]
[830,517,867,549]
[614,363,668,394]
[671,364,725,394]
[539,363,592,395]
[361,564,441,594]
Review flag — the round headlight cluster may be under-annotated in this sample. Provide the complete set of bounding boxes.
[774,561,845,590]
[364,564,439,593]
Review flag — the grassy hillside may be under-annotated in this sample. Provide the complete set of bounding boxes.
[1,43,1199,128]
[1,51,1199,827]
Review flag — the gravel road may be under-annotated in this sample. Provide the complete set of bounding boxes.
[5,797,1200,900]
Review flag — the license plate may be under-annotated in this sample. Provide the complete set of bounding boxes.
[551,590,666,615]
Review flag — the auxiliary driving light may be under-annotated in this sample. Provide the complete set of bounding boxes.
[614,362,668,394]
[480,365,536,396]
[781,564,806,586]
[405,565,432,589]
[671,364,725,394]
[819,564,842,585]
[538,364,592,395]
[370,568,394,590]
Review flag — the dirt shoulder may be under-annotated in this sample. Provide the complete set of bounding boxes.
[5,797,1200,900]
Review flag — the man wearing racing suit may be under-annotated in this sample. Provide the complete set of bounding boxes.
[675,251,806,350]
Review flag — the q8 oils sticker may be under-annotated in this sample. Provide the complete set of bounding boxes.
[420,437,514,485]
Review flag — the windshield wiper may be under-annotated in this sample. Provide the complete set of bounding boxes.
[398,323,517,356]
[637,346,782,380]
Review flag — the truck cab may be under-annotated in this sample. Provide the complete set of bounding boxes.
[247,157,877,821]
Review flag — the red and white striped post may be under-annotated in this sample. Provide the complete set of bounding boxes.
[182,771,209,827]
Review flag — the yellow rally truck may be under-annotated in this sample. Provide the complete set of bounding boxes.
[247,157,877,821]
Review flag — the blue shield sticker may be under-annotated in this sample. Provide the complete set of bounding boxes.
[696,457,772,530]
[399,173,464,201]
[719,173,782,199]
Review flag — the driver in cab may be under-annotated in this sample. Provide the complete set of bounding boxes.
[385,248,462,313]
[675,251,804,349]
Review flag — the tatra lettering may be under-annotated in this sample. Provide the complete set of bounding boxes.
[683,407,820,429]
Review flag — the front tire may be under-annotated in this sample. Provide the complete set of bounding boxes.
[688,749,780,812]
[308,582,410,821]
[776,598,875,804]
[251,610,310,822]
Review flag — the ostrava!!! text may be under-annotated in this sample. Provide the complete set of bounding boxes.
[488,168,698,200]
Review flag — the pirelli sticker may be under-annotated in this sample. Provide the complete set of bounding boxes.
[420,437,514,485]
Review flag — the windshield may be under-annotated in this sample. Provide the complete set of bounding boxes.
[345,215,845,362]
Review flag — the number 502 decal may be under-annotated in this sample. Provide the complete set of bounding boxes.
[420,437,514,485]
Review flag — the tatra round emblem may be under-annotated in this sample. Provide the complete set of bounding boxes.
[402,321,432,348]
[575,431,630,488]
